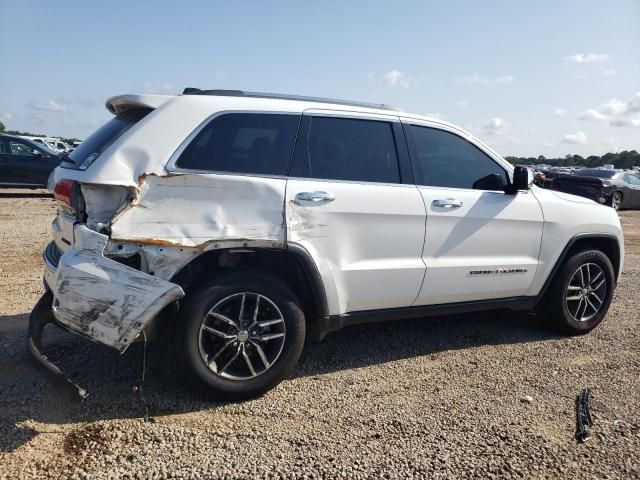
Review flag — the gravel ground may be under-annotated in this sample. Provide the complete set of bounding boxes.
[1,189,639,479]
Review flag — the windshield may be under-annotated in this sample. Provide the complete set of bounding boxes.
[62,108,151,169]
[573,169,618,179]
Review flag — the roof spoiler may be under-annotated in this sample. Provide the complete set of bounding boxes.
[105,94,173,115]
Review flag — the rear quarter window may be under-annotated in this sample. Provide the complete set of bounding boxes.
[175,113,300,176]
[62,109,151,170]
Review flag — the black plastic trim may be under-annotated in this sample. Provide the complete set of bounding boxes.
[536,233,621,299]
[27,292,88,402]
[286,243,329,319]
[392,122,414,185]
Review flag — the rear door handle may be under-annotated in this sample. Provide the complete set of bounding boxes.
[432,198,463,208]
[294,191,335,203]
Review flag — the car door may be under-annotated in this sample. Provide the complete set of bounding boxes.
[0,137,17,183]
[622,174,640,207]
[403,122,544,305]
[285,110,426,314]
[5,138,56,185]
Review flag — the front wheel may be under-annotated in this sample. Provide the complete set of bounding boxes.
[173,271,306,400]
[537,249,615,335]
[610,191,622,210]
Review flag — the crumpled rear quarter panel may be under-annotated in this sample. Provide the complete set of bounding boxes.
[110,173,287,248]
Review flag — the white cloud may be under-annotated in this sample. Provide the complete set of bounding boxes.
[604,68,617,77]
[482,117,510,135]
[1,112,13,121]
[29,100,67,113]
[564,53,609,64]
[141,81,175,95]
[578,92,640,128]
[424,112,446,120]
[562,131,587,144]
[456,100,469,108]
[578,109,608,121]
[455,73,514,85]
[553,108,567,117]
[381,69,417,88]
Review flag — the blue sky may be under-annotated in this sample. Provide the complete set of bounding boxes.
[1,0,638,157]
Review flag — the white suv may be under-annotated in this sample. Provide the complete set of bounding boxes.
[29,89,624,401]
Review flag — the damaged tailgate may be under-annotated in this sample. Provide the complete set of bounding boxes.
[51,224,185,351]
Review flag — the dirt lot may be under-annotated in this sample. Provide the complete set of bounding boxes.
[1,190,639,479]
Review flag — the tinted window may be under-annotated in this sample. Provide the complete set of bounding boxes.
[410,126,508,189]
[9,139,37,156]
[63,108,151,170]
[176,113,300,175]
[292,116,400,183]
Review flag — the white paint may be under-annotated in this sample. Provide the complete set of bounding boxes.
[415,187,544,304]
[286,179,426,314]
[110,173,286,248]
[528,187,624,293]
[43,91,624,333]
[49,225,184,351]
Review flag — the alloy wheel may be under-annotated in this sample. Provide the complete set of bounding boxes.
[565,263,607,322]
[198,292,286,380]
[611,192,621,210]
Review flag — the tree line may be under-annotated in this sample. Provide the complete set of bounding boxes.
[505,151,640,170]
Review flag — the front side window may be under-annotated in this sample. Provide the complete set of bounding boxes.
[409,125,508,189]
[176,113,300,176]
[9,140,38,156]
[291,116,401,183]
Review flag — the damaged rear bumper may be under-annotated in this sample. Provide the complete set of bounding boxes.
[28,224,185,400]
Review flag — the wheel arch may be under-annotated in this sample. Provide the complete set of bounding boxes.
[168,245,329,323]
[538,233,621,301]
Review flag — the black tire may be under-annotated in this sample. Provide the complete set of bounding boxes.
[173,270,305,400]
[537,249,615,335]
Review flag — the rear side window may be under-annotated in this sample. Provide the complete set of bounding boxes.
[409,125,508,189]
[63,109,151,170]
[175,113,300,176]
[291,116,401,183]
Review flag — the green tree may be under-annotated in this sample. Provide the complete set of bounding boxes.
[0,120,5,132]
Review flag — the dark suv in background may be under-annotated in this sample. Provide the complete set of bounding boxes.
[0,134,61,188]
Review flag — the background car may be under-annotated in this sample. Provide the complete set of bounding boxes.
[547,168,640,210]
[0,134,61,187]
[572,169,640,210]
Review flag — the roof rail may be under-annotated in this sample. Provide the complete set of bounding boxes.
[182,88,404,112]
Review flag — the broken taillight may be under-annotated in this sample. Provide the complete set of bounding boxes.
[53,179,77,207]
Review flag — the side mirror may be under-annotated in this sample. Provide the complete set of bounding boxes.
[506,166,533,194]
[32,149,42,156]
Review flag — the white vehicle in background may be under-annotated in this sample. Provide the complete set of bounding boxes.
[21,137,73,153]
[29,89,624,401]
[23,136,58,151]
[46,138,73,153]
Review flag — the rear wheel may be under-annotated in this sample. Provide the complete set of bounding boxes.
[173,271,305,400]
[537,249,615,335]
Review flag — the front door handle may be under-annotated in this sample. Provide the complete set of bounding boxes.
[295,191,335,203]
[432,198,463,208]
